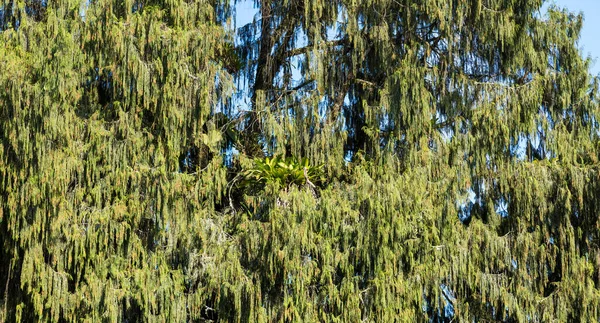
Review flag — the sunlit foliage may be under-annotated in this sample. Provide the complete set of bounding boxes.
[1,0,600,321]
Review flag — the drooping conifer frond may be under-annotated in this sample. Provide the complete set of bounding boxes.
[1,0,600,321]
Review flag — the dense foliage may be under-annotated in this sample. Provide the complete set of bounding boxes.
[1,0,600,321]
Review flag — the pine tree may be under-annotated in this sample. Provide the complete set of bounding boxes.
[1,0,600,321]
[1,0,239,320]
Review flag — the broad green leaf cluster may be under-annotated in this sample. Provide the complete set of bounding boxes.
[242,156,323,189]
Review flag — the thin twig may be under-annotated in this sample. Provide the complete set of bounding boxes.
[3,260,12,320]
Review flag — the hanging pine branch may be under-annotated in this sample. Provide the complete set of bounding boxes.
[1,0,600,321]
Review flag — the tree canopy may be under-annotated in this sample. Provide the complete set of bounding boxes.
[1,0,600,321]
